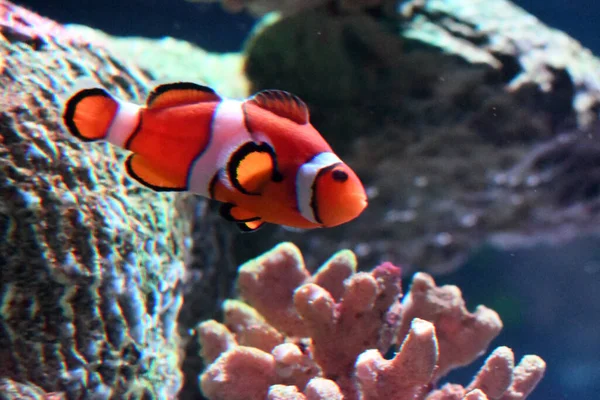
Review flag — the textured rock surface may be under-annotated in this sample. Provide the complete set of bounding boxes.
[177,200,239,400]
[400,0,600,127]
[0,2,191,398]
[59,22,249,400]
[237,0,600,274]
[0,377,65,400]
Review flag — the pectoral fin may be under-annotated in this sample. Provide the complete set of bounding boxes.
[227,142,282,196]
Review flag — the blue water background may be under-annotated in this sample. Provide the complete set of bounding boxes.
[516,0,600,55]
[16,0,254,52]
[17,0,600,55]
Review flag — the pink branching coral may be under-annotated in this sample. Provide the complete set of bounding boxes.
[196,243,545,399]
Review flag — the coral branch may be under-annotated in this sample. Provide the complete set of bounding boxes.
[466,347,514,397]
[355,318,438,400]
[222,299,284,352]
[499,355,547,400]
[268,385,306,400]
[237,242,310,337]
[311,249,357,301]
[197,320,237,364]
[272,343,320,389]
[200,346,277,400]
[426,349,546,400]
[294,263,402,384]
[303,378,343,400]
[464,389,489,400]
[400,272,503,379]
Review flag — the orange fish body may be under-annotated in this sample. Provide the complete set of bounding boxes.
[63,81,367,231]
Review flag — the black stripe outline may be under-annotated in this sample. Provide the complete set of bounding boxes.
[208,169,222,200]
[293,152,323,213]
[309,162,342,225]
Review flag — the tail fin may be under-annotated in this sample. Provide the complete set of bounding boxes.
[62,83,119,142]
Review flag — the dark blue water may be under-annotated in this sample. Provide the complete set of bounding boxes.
[515,0,600,55]
[15,0,255,52]
[17,0,600,55]
[439,240,600,400]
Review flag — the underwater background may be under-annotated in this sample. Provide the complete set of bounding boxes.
[15,0,600,56]
[2,0,600,399]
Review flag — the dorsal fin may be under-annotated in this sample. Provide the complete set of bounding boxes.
[247,90,309,125]
[146,82,221,109]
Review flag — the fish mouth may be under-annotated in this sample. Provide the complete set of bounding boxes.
[321,192,368,228]
[355,194,368,214]
[342,192,369,222]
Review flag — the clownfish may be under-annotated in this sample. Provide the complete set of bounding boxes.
[62,81,367,232]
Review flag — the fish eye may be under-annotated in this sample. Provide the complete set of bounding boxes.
[331,169,348,183]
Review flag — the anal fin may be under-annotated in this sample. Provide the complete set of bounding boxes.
[125,154,187,192]
[219,203,264,232]
[219,203,261,222]
[237,220,264,232]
